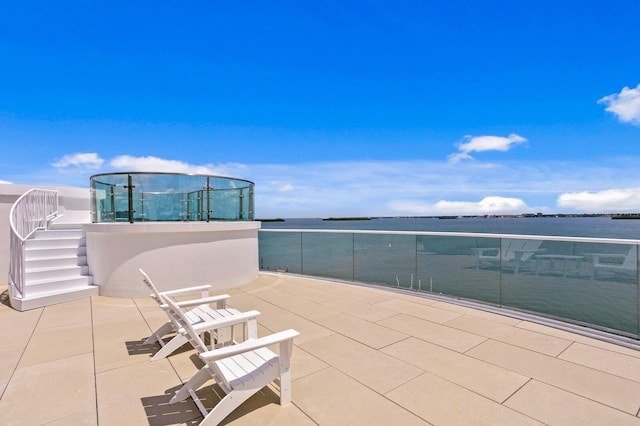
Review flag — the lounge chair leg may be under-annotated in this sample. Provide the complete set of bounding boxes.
[150,333,188,361]
[170,366,213,404]
[279,339,294,404]
[200,388,257,426]
[144,322,174,345]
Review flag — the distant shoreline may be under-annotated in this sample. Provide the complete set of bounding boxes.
[259,213,638,222]
[322,217,372,221]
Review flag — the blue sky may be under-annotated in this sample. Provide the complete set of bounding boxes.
[1,1,640,218]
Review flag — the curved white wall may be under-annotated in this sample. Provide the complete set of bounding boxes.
[85,221,260,297]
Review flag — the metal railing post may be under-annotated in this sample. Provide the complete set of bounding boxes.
[124,174,135,223]
[206,177,211,222]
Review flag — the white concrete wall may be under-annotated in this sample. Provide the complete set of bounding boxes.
[0,183,90,284]
[85,221,260,297]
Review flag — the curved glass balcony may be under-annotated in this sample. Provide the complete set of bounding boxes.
[259,229,640,341]
[90,172,254,222]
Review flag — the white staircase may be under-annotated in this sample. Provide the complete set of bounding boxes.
[11,224,99,311]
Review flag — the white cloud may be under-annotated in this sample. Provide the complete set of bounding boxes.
[277,183,295,192]
[0,179,13,184]
[109,155,219,174]
[388,197,531,216]
[27,151,640,217]
[246,156,640,217]
[448,134,527,163]
[557,188,640,213]
[598,84,640,126]
[434,196,530,215]
[52,152,104,169]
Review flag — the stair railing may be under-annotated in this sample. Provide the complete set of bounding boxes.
[8,189,59,298]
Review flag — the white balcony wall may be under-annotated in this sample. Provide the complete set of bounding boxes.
[85,221,260,297]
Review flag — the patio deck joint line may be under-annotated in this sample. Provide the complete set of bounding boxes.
[461,335,491,355]
[0,305,44,401]
[273,272,640,352]
[555,340,576,359]
[90,296,100,425]
[502,377,534,405]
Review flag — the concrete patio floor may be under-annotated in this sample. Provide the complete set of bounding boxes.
[3,272,640,425]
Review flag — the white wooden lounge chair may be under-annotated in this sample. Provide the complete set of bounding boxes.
[140,268,260,361]
[589,245,638,281]
[473,239,545,274]
[163,296,299,426]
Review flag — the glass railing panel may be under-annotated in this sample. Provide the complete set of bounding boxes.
[258,230,640,340]
[302,233,354,281]
[420,236,502,305]
[209,188,241,220]
[91,174,130,222]
[353,233,417,289]
[91,181,116,222]
[136,192,186,221]
[258,231,302,274]
[112,185,131,222]
[188,190,204,221]
[499,240,639,337]
[90,172,254,222]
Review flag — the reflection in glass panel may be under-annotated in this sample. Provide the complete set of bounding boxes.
[302,233,353,281]
[210,188,241,220]
[257,230,640,339]
[258,232,302,274]
[91,180,117,222]
[419,236,501,305]
[354,234,417,289]
[502,240,638,336]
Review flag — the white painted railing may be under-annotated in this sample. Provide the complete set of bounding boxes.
[8,189,59,298]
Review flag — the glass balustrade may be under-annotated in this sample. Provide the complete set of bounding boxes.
[259,230,640,339]
[90,172,254,222]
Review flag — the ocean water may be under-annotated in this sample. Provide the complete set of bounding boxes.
[261,216,640,240]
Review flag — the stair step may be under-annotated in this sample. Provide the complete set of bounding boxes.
[25,246,87,259]
[10,286,99,311]
[25,255,88,269]
[25,238,86,250]
[47,222,86,230]
[24,275,94,293]
[25,265,90,282]
[32,229,85,239]
[10,225,96,311]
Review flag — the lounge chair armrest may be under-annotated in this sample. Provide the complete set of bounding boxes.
[191,310,261,332]
[472,247,500,255]
[585,253,627,264]
[159,285,213,297]
[173,295,231,308]
[199,329,300,362]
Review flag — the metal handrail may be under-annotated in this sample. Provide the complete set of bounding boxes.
[8,189,59,298]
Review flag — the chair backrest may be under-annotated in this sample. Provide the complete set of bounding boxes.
[139,268,162,302]
[623,245,638,268]
[504,239,542,261]
[163,295,209,353]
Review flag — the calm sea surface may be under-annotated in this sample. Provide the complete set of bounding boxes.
[261,216,640,240]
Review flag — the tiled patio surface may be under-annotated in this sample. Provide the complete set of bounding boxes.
[3,272,640,425]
